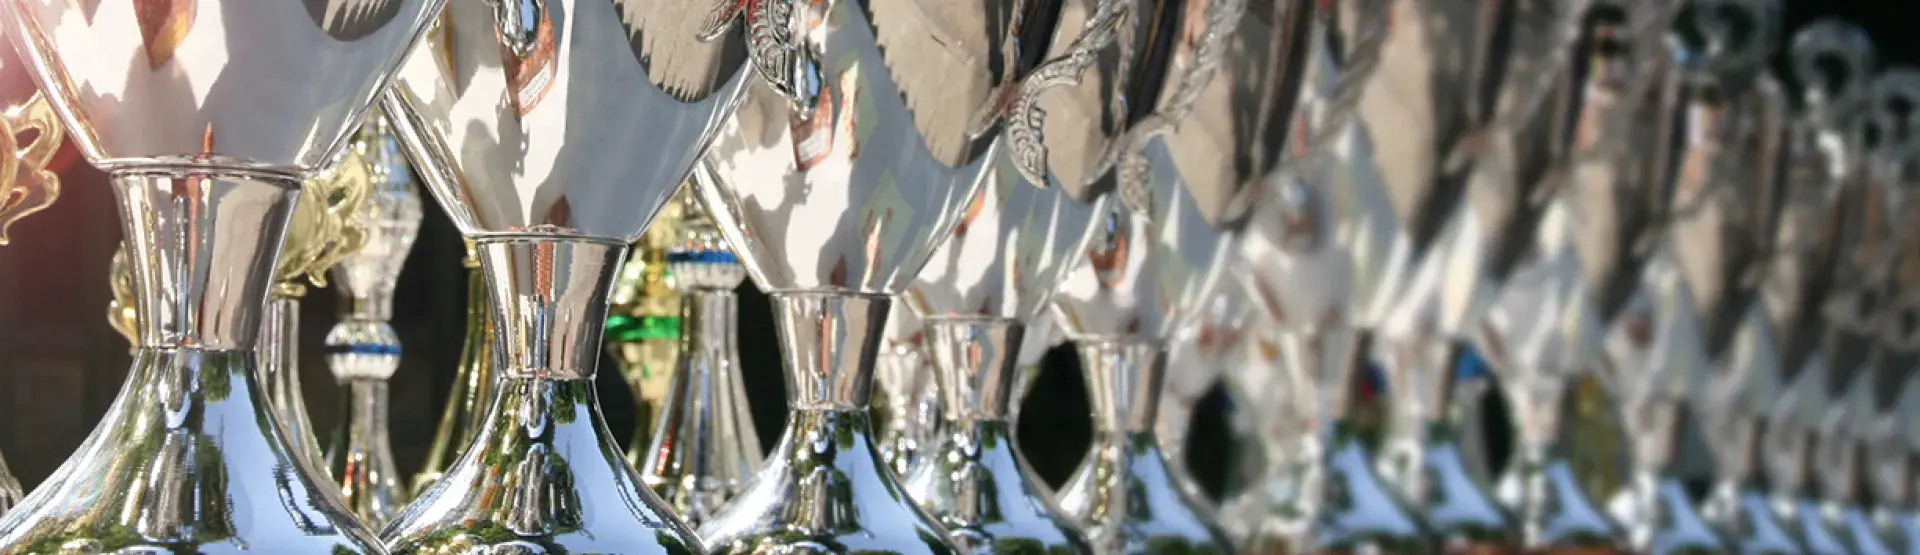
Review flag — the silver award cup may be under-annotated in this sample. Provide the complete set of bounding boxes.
[323,112,424,528]
[636,186,763,527]
[874,298,936,478]
[377,1,747,551]
[1591,2,1785,553]
[1158,286,1251,506]
[1217,314,1321,555]
[0,0,445,550]
[1874,151,1920,553]
[690,0,1062,549]
[891,1,1121,548]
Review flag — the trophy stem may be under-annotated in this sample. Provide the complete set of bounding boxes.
[768,292,888,411]
[0,170,386,551]
[330,379,406,527]
[1498,376,1629,554]
[414,258,496,493]
[1058,340,1231,554]
[474,239,625,380]
[639,287,762,527]
[925,319,1023,422]
[262,294,329,477]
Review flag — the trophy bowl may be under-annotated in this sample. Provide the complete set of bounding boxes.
[0,1,444,551]
[377,0,748,552]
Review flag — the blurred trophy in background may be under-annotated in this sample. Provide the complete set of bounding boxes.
[323,112,423,528]
[1219,317,1320,554]
[1592,2,1786,553]
[412,238,495,493]
[608,187,686,462]
[874,296,936,478]
[0,43,61,518]
[0,0,445,549]
[1693,19,1875,555]
[636,184,762,527]
[377,0,746,551]
[1159,285,1251,511]
[1872,166,1920,552]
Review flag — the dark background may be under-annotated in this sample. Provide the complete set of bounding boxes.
[2,0,1918,501]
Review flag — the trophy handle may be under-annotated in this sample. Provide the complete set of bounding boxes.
[1788,19,1876,121]
[696,0,824,114]
[1003,0,1132,189]
[1687,0,1780,77]
[1098,0,1249,218]
[0,92,64,245]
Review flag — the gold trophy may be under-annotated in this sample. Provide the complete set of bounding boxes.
[608,188,687,463]
[0,52,63,517]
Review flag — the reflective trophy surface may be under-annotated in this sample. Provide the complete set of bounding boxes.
[1590,2,1786,554]
[876,296,937,478]
[413,239,496,493]
[890,0,1118,545]
[1219,316,1321,555]
[1159,285,1251,509]
[378,0,746,551]
[0,46,61,518]
[323,112,423,528]
[636,186,762,527]
[609,191,687,462]
[0,0,446,550]
[691,0,1061,549]
[1874,347,1920,553]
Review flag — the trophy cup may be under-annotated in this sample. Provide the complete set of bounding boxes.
[413,238,496,493]
[609,189,687,462]
[0,0,445,549]
[635,184,763,527]
[322,111,423,528]
[1588,3,1785,553]
[377,0,746,551]
[875,296,936,478]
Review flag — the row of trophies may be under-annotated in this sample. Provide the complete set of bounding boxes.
[0,0,1913,553]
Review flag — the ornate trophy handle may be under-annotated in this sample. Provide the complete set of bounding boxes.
[1788,19,1876,123]
[1001,0,1132,190]
[0,92,64,245]
[1688,0,1779,77]
[277,141,373,295]
[698,0,824,114]
[1099,0,1247,217]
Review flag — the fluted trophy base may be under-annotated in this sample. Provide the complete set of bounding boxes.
[383,377,703,554]
[1420,430,1520,555]
[1058,432,1232,555]
[904,421,1091,554]
[1698,486,1800,555]
[0,350,384,553]
[1313,425,1435,555]
[1495,455,1632,555]
[700,409,955,554]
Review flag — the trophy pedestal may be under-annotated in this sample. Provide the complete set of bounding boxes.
[639,288,762,528]
[325,379,408,528]
[1418,430,1520,554]
[700,293,955,555]
[1699,485,1803,555]
[0,172,382,552]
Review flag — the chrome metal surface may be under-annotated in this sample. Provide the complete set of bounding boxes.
[413,257,497,494]
[876,298,937,477]
[383,0,747,243]
[323,115,422,528]
[904,319,1092,555]
[1217,320,1323,555]
[1056,341,1231,555]
[0,172,386,552]
[639,199,761,528]
[262,295,330,477]
[1159,286,1249,467]
[700,293,955,554]
[0,0,445,172]
[384,239,706,552]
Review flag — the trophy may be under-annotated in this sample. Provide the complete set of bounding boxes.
[1588,2,1785,553]
[322,111,422,528]
[608,190,687,462]
[377,0,746,551]
[1218,316,1321,555]
[0,46,61,518]
[0,0,445,549]
[875,295,937,478]
[635,184,762,527]
[1875,345,1920,550]
[1009,310,1065,429]
[413,238,496,493]
[1159,285,1251,495]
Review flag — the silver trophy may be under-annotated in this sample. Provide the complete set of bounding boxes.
[377,0,747,551]
[874,296,936,478]
[322,111,423,528]
[1159,285,1251,495]
[1591,2,1785,553]
[1875,340,1920,551]
[636,186,763,527]
[1217,314,1321,555]
[690,0,1066,548]
[0,0,445,550]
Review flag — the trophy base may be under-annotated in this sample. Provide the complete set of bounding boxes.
[903,420,1092,554]
[700,409,957,555]
[0,349,383,553]
[1421,436,1519,553]
[1312,430,1435,555]
[383,377,702,554]
[1058,432,1232,555]
[1495,457,1630,555]
[1698,486,1800,555]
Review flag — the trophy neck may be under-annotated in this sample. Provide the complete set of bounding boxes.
[415,266,496,493]
[332,379,406,528]
[476,238,626,380]
[639,286,762,527]
[1075,340,1165,435]
[261,295,326,475]
[770,292,889,412]
[115,170,301,350]
[924,318,1023,423]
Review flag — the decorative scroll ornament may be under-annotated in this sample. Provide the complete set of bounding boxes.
[276,132,375,297]
[698,0,823,113]
[108,246,137,345]
[1098,0,1245,217]
[1002,0,1130,189]
[0,92,64,245]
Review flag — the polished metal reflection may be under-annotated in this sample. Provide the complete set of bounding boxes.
[876,302,938,478]
[637,191,762,528]
[379,0,745,549]
[385,241,705,553]
[1217,320,1322,555]
[1159,287,1250,488]
[0,450,20,517]
[610,196,686,462]
[414,243,496,493]
[322,113,423,528]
